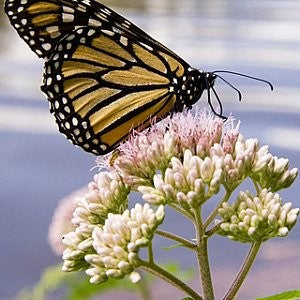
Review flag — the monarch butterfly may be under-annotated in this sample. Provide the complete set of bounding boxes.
[4,0,272,155]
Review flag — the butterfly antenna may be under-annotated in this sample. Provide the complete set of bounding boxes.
[214,74,243,102]
[213,70,274,91]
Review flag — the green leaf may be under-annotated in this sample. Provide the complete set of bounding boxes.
[16,264,73,300]
[162,243,186,250]
[65,275,142,300]
[162,261,195,282]
[256,290,300,300]
[16,261,195,300]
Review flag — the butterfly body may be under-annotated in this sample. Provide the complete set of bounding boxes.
[5,0,216,155]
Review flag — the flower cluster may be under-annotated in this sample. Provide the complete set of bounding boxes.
[251,150,298,191]
[218,189,299,242]
[109,110,238,187]
[85,203,164,283]
[138,149,223,208]
[48,187,86,255]
[58,109,298,286]
[104,110,298,211]
[62,171,129,272]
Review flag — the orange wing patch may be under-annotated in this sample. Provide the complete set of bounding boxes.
[64,77,98,99]
[100,94,173,146]
[90,88,168,134]
[102,66,170,86]
[74,88,120,118]
[133,43,167,74]
[92,35,135,62]
[72,45,126,67]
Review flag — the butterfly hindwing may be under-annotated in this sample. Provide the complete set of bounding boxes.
[41,26,186,154]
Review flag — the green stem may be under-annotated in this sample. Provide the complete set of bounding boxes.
[204,189,232,230]
[193,208,214,300]
[156,229,196,249]
[223,242,262,300]
[205,222,222,237]
[148,241,154,263]
[140,260,203,300]
[251,178,261,194]
[169,203,194,220]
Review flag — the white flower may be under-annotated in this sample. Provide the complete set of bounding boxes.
[218,189,299,242]
[84,204,164,283]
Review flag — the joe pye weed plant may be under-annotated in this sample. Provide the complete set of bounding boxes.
[55,110,299,300]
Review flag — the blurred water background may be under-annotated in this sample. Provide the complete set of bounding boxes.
[0,0,299,299]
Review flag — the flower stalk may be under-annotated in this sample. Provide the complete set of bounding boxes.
[223,242,262,300]
[140,259,203,300]
[156,229,196,249]
[194,208,215,300]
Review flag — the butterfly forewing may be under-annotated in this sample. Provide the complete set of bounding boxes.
[5,0,204,155]
[4,0,176,58]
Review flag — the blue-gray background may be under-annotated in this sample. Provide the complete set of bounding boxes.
[0,0,299,299]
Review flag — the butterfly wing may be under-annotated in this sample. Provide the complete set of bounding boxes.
[5,0,194,155]
[42,26,189,154]
[4,0,178,58]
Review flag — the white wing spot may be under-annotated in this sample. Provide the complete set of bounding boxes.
[87,29,95,36]
[120,36,128,46]
[59,112,65,119]
[102,30,114,36]
[72,117,78,126]
[100,144,107,151]
[46,77,52,86]
[64,106,71,113]
[88,19,102,27]
[42,43,52,51]
[63,6,74,13]
[62,13,74,22]
[74,129,80,135]
[53,53,59,60]
[140,42,153,51]
[47,91,53,98]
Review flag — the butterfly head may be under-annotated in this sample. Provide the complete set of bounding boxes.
[179,69,216,108]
